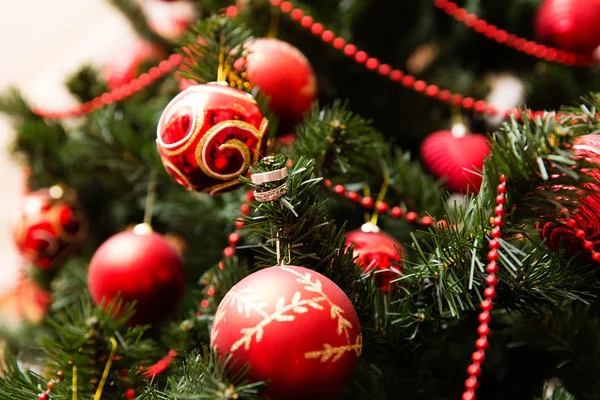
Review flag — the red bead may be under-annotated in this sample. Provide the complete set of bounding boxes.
[593,252,600,262]
[483,287,496,299]
[332,37,345,49]
[125,389,135,400]
[495,194,505,204]
[437,219,448,228]
[486,262,498,274]
[491,227,502,238]
[489,239,500,250]
[376,202,389,213]
[481,299,493,311]
[47,381,55,390]
[366,57,380,70]
[390,70,404,81]
[100,93,113,105]
[467,363,481,377]
[290,8,303,20]
[322,30,334,42]
[344,44,357,56]
[361,197,374,209]
[575,229,587,240]
[402,75,416,87]
[426,85,440,97]
[477,324,491,338]
[311,23,324,35]
[246,190,255,202]
[270,0,282,5]
[472,350,485,363]
[487,250,498,262]
[120,369,128,377]
[494,205,504,216]
[485,274,498,286]
[207,287,216,296]
[406,211,418,223]
[324,179,332,187]
[462,97,475,109]
[39,393,48,400]
[414,80,426,92]
[391,207,404,218]
[240,203,251,216]
[566,219,578,229]
[584,240,595,251]
[355,51,368,63]
[421,216,434,227]
[462,391,476,400]
[476,337,489,352]
[228,232,240,245]
[493,216,504,227]
[223,246,236,258]
[478,312,491,324]
[235,219,245,229]
[334,184,346,196]
[348,191,360,202]
[451,93,464,105]
[300,16,313,28]
[378,64,392,75]
[465,376,479,390]
[280,1,292,12]
[499,175,506,183]
[438,89,451,101]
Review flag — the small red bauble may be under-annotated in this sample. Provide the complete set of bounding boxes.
[535,0,600,54]
[420,130,491,193]
[243,38,317,132]
[345,229,402,292]
[211,265,361,400]
[88,225,185,325]
[105,42,165,90]
[540,134,600,257]
[156,82,269,194]
[13,186,87,270]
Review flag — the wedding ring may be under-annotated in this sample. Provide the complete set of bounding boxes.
[250,167,288,184]
[254,181,289,202]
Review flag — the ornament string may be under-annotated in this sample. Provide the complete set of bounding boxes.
[268,6,281,38]
[434,0,596,67]
[143,170,158,226]
[369,168,390,226]
[461,174,507,400]
[217,40,228,82]
[93,336,118,400]
[72,365,78,400]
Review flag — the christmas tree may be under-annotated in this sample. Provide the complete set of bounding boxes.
[1,0,600,399]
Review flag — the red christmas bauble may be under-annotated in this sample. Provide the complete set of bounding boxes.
[88,226,185,325]
[243,38,317,132]
[156,82,269,194]
[535,0,600,54]
[105,42,165,90]
[420,130,490,193]
[13,187,87,270]
[345,229,403,292]
[210,265,361,400]
[540,135,600,257]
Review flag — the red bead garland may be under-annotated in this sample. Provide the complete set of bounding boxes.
[461,175,507,400]
[324,180,438,228]
[434,0,596,67]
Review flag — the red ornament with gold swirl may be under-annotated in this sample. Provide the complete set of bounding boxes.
[156,82,269,194]
[210,265,361,400]
[13,186,87,270]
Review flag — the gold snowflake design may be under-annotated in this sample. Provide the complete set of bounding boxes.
[213,267,362,363]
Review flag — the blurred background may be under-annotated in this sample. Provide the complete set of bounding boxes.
[0,0,139,292]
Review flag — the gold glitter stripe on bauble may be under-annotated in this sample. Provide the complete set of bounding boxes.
[158,109,205,157]
[160,159,194,190]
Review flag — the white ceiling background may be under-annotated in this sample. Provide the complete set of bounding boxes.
[0,0,139,293]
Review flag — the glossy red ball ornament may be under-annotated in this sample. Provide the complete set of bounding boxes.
[88,225,185,325]
[105,42,165,90]
[540,135,600,257]
[535,0,600,54]
[13,186,87,270]
[211,265,361,400]
[243,38,317,132]
[421,130,490,193]
[345,229,403,292]
[156,82,268,194]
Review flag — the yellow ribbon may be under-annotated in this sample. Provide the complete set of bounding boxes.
[370,169,390,226]
[72,365,78,400]
[268,7,280,38]
[93,337,118,400]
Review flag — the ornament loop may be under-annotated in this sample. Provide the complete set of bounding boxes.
[254,181,289,202]
[250,167,288,184]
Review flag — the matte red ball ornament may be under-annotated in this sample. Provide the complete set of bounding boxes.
[540,135,600,257]
[243,38,317,132]
[88,225,185,325]
[345,229,402,292]
[420,130,490,193]
[13,186,87,270]
[210,265,361,400]
[156,82,269,194]
[535,0,600,54]
[105,42,165,90]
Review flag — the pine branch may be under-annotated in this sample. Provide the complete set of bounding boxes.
[0,87,36,120]
[535,382,577,400]
[65,65,109,103]
[159,349,264,400]
[108,0,172,49]
[0,353,47,400]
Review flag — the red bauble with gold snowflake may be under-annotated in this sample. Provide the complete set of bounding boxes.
[345,229,403,292]
[540,134,600,257]
[210,265,361,400]
[535,0,600,55]
[156,82,269,194]
[13,186,87,270]
[243,38,317,132]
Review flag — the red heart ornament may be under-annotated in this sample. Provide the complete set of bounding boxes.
[420,130,491,193]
